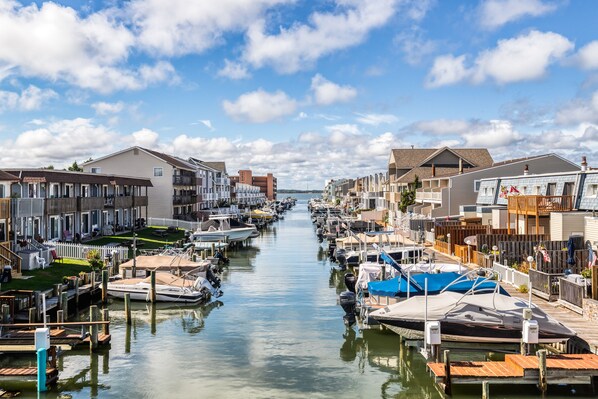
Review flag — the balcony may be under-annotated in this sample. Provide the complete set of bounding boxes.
[507,195,573,216]
[12,198,44,218]
[172,175,195,186]
[46,197,77,214]
[115,195,134,209]
[133,196,148,207]
[78,196,105,212]
[415,189,442,202]
[0,198,10,219]
[173,194,198,205]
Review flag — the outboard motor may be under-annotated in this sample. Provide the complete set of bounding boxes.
[215,249,229,265]
[344,273,356,293]
[206,266,222,289]
[339,291,356,326]
[316,228,324,242]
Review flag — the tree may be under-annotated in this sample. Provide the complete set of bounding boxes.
[68,161,83,172]
[398,175,419,213]
[42,165,54,170]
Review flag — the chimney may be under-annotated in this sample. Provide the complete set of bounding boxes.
[523,164,529,175]
[459,158,463,174]
[432,163,436,177]
[582,156,588,171]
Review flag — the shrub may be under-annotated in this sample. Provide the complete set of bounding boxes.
[518,284,529,294]
[86,249,104,271]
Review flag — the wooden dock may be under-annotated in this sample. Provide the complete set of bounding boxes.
[428,352,598,395]
[0,346,58,386]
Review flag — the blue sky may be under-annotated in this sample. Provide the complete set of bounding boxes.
[1,0,598,189]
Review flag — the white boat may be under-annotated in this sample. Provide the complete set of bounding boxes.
[107,272,221,303]
[190,214,257,242]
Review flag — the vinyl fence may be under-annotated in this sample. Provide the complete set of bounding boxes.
[147,218,200,231]
[45,242,129,261]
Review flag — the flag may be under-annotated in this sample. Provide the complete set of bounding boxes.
[509,185,520,194]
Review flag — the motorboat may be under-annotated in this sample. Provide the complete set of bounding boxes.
[107,272,222,303]
[369,284,576,344]
[343,246,424,267]
[190,214,257,242]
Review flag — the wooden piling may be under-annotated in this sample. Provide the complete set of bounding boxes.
[124,293,131,325]
[57,310,64,327]
[150,271,156,303]
[91,271,96,290]
[211,243,215,257]
[444,349,452,396]
[34,291,41,322]
[53,284,61,299]
[89,305,98,350]
[29,307,36,323]
[60,292,68,315]
[201,250,206,260]
[102,308,110,336]
[101,269,109,303]
[75,277,80,307]
[1,304,10,323]
[538,349,547,394]
[482,381,490,399]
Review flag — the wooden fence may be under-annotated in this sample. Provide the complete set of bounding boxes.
[472,251,495,268]
[559,278,587,311]
[476,234,550,253]
[528,269,562,301]
[434,225,498,255]
[434,240,450,255]
[44,242,129,261]
[498,238,586,274]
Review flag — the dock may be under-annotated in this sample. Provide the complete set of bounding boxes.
[0,346,58,386]
[428,351,598,395]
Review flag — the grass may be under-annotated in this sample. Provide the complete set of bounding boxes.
[1,227,187,292]
[2,258,91,292]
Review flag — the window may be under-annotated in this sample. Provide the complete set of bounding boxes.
[534,186,541,195]
[0,185,4,198]
[153,167,163,177]
[589,184,598,198]
[473,180,481,192]
[91,167,101,173]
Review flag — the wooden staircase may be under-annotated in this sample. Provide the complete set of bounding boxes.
[0,241,22,276]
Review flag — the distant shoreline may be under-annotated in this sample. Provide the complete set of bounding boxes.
[278,189,322,194]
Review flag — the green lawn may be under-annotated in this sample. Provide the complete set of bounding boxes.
[1,227,187,292]
[2,258,91,292]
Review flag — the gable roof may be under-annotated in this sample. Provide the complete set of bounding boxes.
[390,149,437,169]
[84,146,196,171]
[2,169,152,186]
[201,161,227,174]
[0,170,18,181]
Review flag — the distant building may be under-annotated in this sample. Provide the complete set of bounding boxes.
[231,170,277,201]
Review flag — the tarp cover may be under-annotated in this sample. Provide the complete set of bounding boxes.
[367,272,507,297]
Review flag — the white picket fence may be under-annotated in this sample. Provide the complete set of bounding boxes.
[44,241,129,261]
[492,261,530,288]
[147,218,200,231]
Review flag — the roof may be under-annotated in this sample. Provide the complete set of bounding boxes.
[141,148,196,171]
[2,169,153,186]
[201,161,227,173]
[391,149,438,168]
[391,147,493,169]
[0,170,18,181]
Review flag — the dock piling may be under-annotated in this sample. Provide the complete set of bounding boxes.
[1,304,10,323]
[89,305,98,350]
[482,381,490,399]
[37,347,47,392]
[29,307,36,323]
[124,293,131,325]
[150,271,156,303]
[101,269,109,304]
[102,308,110,336]
[538,349,547,394]
[444,349,452,396]
[56,310,64,328]
[75,277,80,307]
[60,292,68,315]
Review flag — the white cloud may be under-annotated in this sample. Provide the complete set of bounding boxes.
[394,27,437,66]
[355,113,398,126]
[199,120,215,131]
[425,55,470,88]
[555,91,598,125]
[243,1,398,73]
[0,85,57,112]
[426,30,573,87]
[478,0,558,30]
[128,0,290,57]
[92,101,125,115]
[576,41,598,70]
[310,74,356,105]
[128,128,160,148]
[461,120,522,147]
[0,1,176,93]
[222,89,297,123]
[413,119,471,135]
[217,59,251,80]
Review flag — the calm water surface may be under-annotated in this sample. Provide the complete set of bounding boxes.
[8,194,593,398]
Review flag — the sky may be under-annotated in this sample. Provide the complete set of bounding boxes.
[0,0,597,189]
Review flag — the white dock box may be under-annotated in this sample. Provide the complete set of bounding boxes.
[522,320,539,344]
[35,327,50,350]
[425,321,441,345]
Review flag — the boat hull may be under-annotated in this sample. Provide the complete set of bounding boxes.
[107,286,209,303]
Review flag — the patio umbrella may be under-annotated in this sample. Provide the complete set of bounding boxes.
[567,237,576,266]
[587,240,596,268]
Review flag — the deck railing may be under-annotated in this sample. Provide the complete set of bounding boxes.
[528,269,562,301]
[507,195,573,216]
[559,278,587,311]
[44,242,129,261]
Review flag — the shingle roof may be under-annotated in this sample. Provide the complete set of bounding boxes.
[201,161,227,173]
[141,148,196,171]
[391,147,493,169]
[0,170,18,181]
[2,169,152,186]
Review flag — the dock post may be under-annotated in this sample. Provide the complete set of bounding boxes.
[150,303,156,335]
[125,323,131,353]
[37,347,47,392]
[538,349,547,394]
[91,271,96,291]
[124,293,131,325]
[102,308,110,336]
[75,277,80,308]
[150,271,156,303]
[53,284,61,299]
[60,292,68,315]
[201,250,206,260]
[443,349,452,396]
[34,291,41,322]
[57,310,64,329]
[29,307,36,323]
[1,304,10,323]
[101,269,109,304]
[89,305,98,350]
[211,243,215,257]
[482,381,490,399]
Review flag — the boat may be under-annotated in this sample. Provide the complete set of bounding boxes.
[369,284,576,344]
[190,214,257,242]
[107,272,222,303]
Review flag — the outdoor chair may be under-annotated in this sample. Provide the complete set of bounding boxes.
[50,249,63,263]
[34,255,47,269]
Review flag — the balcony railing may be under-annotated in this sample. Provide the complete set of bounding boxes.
[507,195,573,216]
[133,196,148,207]
[78,196,105,211]
[0,198,9,219]
[415,189,442,202]
[173,175,195,186]
[46,197,77,214]
[173,195,198,205]
[12,198,44,218]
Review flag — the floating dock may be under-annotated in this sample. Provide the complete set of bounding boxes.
[428,351,598,395]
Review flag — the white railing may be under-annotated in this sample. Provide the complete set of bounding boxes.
[147,217,200,231]
[492,261,529,289]
[44,242,129,260]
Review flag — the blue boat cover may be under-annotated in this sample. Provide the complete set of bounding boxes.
[367,272,508,297]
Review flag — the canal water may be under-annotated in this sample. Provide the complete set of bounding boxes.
[7,194,596,398]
